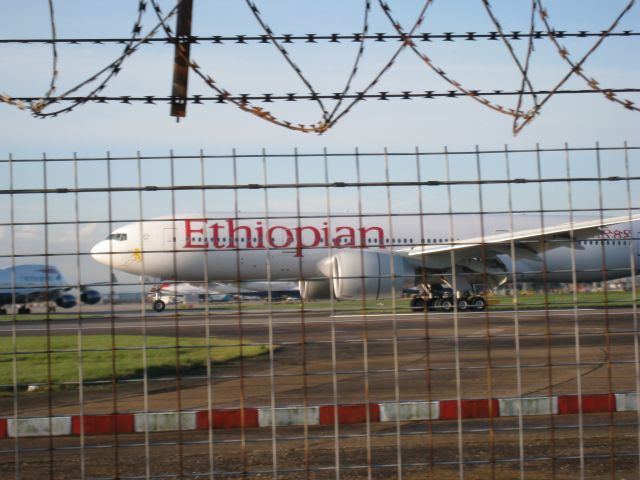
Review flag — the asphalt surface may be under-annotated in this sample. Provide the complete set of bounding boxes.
[1,305,639,478]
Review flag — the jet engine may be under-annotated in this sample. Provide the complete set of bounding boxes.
[298,279,332,300]
[80,289,101,305]
[331,251,415,300]
[55,294,77,309]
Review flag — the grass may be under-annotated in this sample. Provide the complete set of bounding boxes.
[1,291,637,323]
[216,291,639,311]
[489,290,638,309]
[0,335,270,386]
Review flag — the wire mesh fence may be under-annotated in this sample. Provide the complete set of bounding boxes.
[0,143,639,479]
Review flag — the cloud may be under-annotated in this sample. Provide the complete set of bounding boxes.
[14,225,40,239]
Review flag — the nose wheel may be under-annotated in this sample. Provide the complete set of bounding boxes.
[152,300,166,312]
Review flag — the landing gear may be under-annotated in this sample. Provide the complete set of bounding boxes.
[152,299,166,312]
[17,305,31,315]
[409,283,455,312]
[470,296,486,311]
[149,285,167,312]
[409,283,488,313]
[439,298,453,312]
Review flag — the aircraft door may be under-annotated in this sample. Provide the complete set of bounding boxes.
[164,228,176,251]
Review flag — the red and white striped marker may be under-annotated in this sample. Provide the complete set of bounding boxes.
[1,392,636,438]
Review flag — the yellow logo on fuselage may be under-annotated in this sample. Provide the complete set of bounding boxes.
[132,248,142,263]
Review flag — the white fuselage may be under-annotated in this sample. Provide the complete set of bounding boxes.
[90,214,639,287]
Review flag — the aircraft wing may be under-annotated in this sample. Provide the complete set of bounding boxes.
[397,214,640,276]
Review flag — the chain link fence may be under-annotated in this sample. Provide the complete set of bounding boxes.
[0,143,639,479]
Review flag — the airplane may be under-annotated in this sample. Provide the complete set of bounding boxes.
[0,264,102,315]
[90,213,640,312]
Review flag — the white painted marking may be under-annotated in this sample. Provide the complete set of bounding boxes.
[334,313,451,319]
[257,406,319,427]
[134,412,197,432]
[8,417,71,437]
[615,392,639,412]
[379,401,439,421]
[499,397,558,416]
[470,327,507,336]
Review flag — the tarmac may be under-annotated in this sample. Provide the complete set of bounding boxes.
[1,305,639,478]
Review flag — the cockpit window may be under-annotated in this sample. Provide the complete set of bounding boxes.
[107,233,128,241]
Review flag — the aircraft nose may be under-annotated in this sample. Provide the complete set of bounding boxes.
[90,241,110,265]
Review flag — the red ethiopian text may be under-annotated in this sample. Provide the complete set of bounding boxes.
[182,219,386,257]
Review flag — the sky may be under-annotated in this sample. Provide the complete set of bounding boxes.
[0,0,638,286]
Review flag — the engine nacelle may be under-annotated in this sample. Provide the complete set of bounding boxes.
[331,251,415,300]
[298,279,332,300]
[56,294,77,309]
[80,289,101,305]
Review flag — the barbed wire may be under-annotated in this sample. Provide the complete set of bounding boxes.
[379,0,538,124]
[0,0,637,134]
[244,0,333,125]
[323,0,435,130]
[43,0,59,101]
[27,1,158,118]
[324,0,371,121]
[381,0,638,131]
[8,88,638,109]
[147,0,329,133]
[503,0,640,133]
[1,30,636,45]
[528,0,639,130]
[481,0,541,131]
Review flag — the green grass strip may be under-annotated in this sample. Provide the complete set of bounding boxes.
[0,335,269,385]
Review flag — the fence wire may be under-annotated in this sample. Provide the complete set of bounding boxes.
[0,143,639,479]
